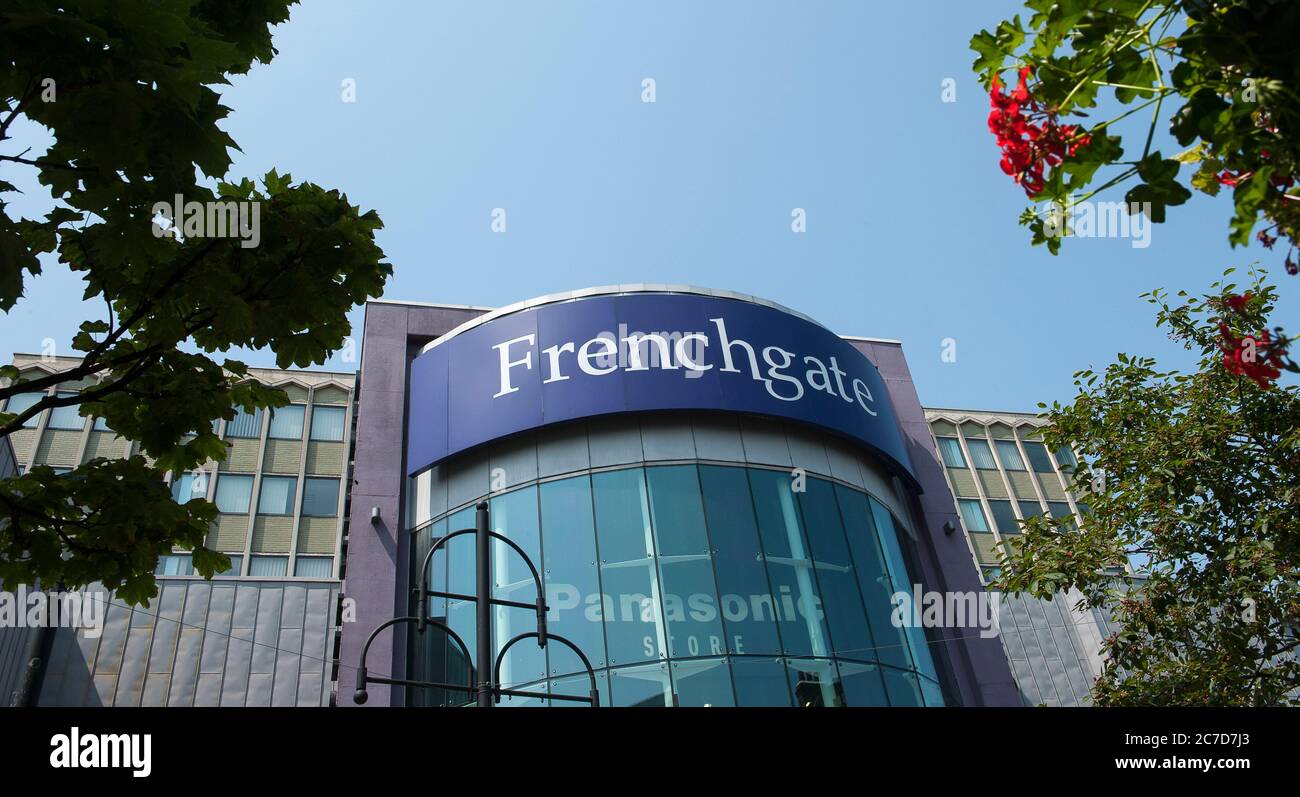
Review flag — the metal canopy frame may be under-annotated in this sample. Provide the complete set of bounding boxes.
[353,501,599,707]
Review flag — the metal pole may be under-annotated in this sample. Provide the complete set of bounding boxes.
[474,500,492,708]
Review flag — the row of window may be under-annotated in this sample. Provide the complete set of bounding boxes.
[154,553,334,578]
[496,656,938,708]
[4,392,347,442]
[936,434,1075,473]
[173,473,341,516]
[956,498,1076,534]
[225,404,346,441]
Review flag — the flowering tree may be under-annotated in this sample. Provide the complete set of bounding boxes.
[973,2,1300,704]
[972,0,1299,271]
[1000,273,1300,705]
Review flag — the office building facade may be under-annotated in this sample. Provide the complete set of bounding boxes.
[1,355,353,706]
[924,408,1113,706]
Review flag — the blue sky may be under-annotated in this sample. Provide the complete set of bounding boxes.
[2,0,1295,411]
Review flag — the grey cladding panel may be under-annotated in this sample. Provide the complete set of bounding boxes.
[14,580,340,707]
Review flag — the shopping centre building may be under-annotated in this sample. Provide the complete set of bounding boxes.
[1,285,1104,707]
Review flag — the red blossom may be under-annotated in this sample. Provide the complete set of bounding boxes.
[1218,321,1286,389]
[988,66,1091,197]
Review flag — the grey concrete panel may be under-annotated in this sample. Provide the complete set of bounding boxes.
[536,423,591,477]
[488,434,539,489]
[739,418,791,467]
[113,627,152,706]
[251,588,283,675]
[690,416,745,462]
[784,428,831,478]
[587,416,644,467]
[639,416,697,461]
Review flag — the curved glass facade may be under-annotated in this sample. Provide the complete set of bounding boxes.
[409,461,946,707]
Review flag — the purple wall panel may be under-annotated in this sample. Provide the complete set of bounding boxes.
[339,303,485,707]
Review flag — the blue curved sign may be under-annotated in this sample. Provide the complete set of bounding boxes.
[407,293,916,483]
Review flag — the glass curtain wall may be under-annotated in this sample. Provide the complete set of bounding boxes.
[408,463,946,707]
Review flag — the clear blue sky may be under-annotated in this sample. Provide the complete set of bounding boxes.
[3,0,1295,411]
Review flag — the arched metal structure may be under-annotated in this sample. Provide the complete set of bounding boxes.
[353,501,599,707]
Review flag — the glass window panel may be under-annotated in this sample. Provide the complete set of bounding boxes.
[1019,500,1045,518]
[1021,441,1056,473]
[412,518,454,708]
[936,437,966,468]
[497,683,548,708]
[3,391,44,428]
[219,555,242,577]
[1054,446,1078,470]
[730,657,792,706]
[248,555,288,577]
[833,485,913,671]
[798,477,875,663]
[882,666,924,706]
[995,440,1026,471]
[958,499,990,532]
[154,554,194,576]
[987,500,1020,534]
[646,466,726,659]
[309,406,346,441]
[670,658,735,707]
[964,438,997,469]
[300,477,339,516]
[787,658,843,707]
[748,468,832,658]
[257,476,297,515]
[540,476,607,672]
[1047,502,1076,529]
[268,405,305,439]
[869,498,941,684]
[293,556,333,578]
[609,662,672,707]
[171,472,207,503]
[548,671,608,708]
[489,485,546,688]
[698,466,782,656]
[213,474,253,513]
[93,416,111,432]
[838,660,889,706]
[445,505,479,699]
[47,392,83,430]
[225,407,262,438]
[592,469,666,666]
[920,675,946,706]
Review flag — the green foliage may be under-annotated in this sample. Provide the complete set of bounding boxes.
[0,1,391,602]
[997,272,1300,705]
[970,0,1300,264]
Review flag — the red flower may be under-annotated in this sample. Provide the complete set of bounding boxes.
[988,66,1091,197]
[1218,322,1286,389]
[1225,293,1252,313]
